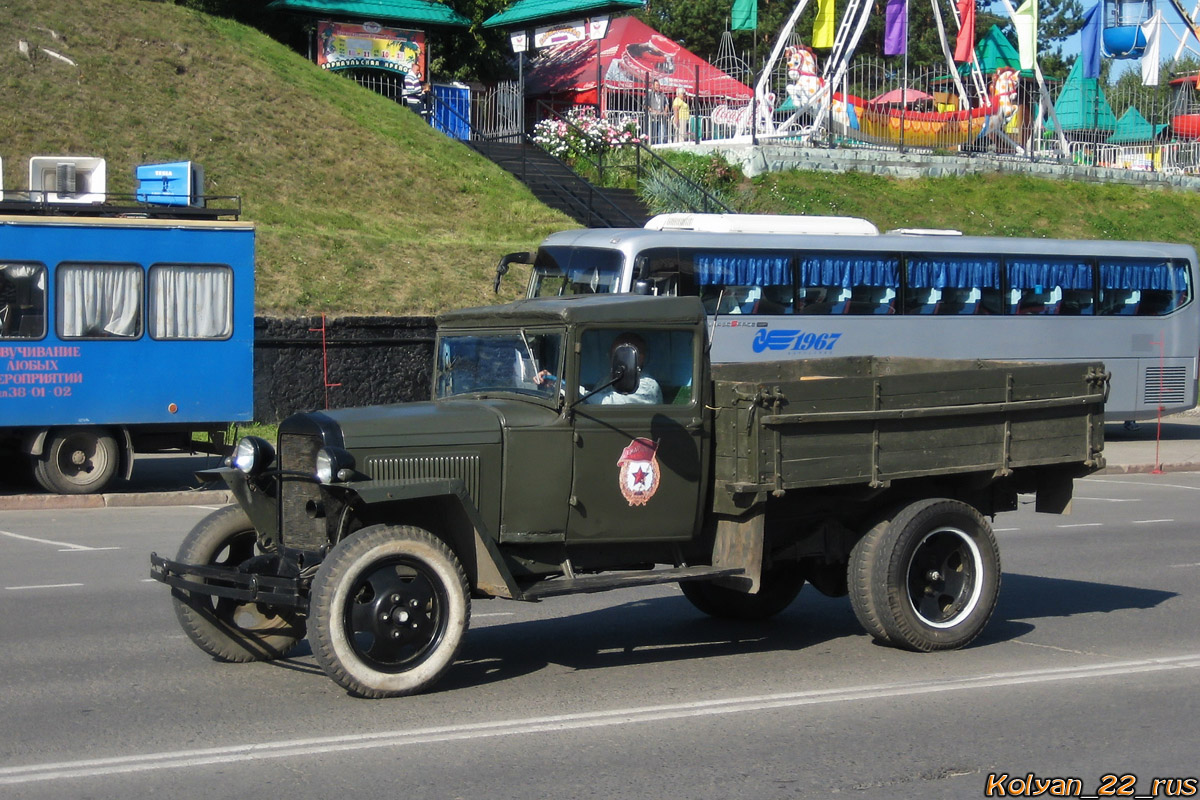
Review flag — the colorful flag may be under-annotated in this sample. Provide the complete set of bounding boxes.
[1014,0,1038,71]
[814,0,836,48]
[1141,10,1164,86]
[884,0,907,56]
[954,0,976,62]
[1080,3,1102,79]
[731,0,757,31]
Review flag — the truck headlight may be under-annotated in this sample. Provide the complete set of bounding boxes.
[232,436,275,476]
[316,447,355,484]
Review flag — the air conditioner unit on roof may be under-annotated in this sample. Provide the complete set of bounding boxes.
[28,156,107,204]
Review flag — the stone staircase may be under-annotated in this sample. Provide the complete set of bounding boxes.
[470,140,652,228]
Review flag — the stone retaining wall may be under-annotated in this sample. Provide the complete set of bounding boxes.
[254,316,435,422]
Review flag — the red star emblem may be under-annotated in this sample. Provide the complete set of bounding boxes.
[632,466,648,486]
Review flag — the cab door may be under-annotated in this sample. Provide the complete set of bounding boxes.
[566,327,705,544]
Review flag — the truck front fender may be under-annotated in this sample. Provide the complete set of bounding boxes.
[333,478,521,601]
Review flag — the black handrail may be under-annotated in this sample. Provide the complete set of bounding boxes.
[433,98,642,227]
[532,101,735,216]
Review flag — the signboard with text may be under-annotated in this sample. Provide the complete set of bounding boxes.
[317,20,426,83]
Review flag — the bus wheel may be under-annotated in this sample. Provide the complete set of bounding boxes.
[308,525,470,698]
[680,565,804,620]
[33,428,119,494]
[856,499,1000,652]
[171,505,305,662]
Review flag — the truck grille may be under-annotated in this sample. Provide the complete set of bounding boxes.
[278,432,328,552]
[365,454,480,501]
[1143,366,1188,406]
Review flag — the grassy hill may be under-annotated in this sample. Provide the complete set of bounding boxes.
[6,1,1200,318]
[1,0,573,315]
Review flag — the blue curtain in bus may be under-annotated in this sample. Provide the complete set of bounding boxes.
[1007,259,1092,289]
[798,256,898,288]
[1099,261,1189,290]
[907,258,999,289]
[695,254,791,286]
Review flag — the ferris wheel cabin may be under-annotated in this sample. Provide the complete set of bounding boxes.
[1103,0,1153,57]
[1170,73,1200,139]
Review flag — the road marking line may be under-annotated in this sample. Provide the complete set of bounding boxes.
[1132,519,1175,524]
[1073,496,1140,502]
[3,653,1199,786]
[474,612,515,618]
[1054,523,1104,528]
[1081,477,1200,492]
[0,529,116,552]
[5,583,85,591]
[1169,562,1200,568]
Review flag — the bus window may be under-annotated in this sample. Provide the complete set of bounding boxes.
[0,262,46,339]
[1099,258,1191,316]
[695,252,794,314]
[907,256,999,315]
[531,246,624,297]
[58,263,143,338]
[637,247,691,297]
[798,254,898,315]
[148,264,234,339]
[1007,257,1092,315]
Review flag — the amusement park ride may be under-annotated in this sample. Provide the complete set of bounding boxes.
[732,0,1200,151]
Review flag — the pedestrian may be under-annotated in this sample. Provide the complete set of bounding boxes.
[671,87,691,143]
[647,80,668,144]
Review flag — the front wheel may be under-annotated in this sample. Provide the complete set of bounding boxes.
[171,505,305,662]
[308,525,470,698]
[853,498,1000,652]
[33,428,119,494]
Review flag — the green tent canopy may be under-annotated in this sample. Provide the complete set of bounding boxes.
[267,0,470,27]
[1107,107,1169,144]
[483,0,644,28]
[1045,59,1117,132]
[957,25,1035,78]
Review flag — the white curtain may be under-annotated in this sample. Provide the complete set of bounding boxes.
[149,265,232,339]
[60,264,142,338]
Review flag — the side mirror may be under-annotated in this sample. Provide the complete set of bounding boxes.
[610,343,641,394]
[493,251,532,293]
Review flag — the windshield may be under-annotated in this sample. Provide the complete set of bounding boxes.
[435,329,566,400]
[529,246,625,297]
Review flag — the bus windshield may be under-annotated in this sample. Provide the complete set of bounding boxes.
[436,329,565,400]
[529,246,624,297]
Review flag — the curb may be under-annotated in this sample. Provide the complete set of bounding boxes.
[1096,462,1200,475]
[0,490,234,511]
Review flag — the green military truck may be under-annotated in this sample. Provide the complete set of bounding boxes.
[151,295,1107,698]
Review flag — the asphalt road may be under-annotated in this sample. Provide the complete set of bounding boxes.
[1,475,1198,799]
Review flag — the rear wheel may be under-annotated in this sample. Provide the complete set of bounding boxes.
[852,499,1000,652]
[33,428,119,494]
[680,565,804,621]
[308,525,470,698]
[171,505,305,662]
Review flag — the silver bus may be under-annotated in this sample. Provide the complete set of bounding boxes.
[509,215,1198,421]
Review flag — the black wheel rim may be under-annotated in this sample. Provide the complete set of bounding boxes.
[343,556,449,673]
[905,527,983,627]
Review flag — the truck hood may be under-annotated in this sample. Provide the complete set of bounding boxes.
[317,398,558,449]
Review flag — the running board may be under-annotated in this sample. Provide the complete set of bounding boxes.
[520,566,744,601]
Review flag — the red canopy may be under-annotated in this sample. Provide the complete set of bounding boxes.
[525,16,751,104]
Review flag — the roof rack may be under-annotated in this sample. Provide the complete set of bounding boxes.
[0,191,241,220]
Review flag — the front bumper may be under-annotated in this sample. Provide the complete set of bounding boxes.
[149,553,308,610]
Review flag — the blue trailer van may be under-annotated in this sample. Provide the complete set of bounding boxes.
[0,206,254,493]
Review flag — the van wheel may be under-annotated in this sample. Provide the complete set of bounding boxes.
[680,566,804,620]
[309,525,470,698]
[33,428,119,494]
[853,499,1000,652]
[171,505,305,662]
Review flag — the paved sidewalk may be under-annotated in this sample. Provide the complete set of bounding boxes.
[3,417,1199,511]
